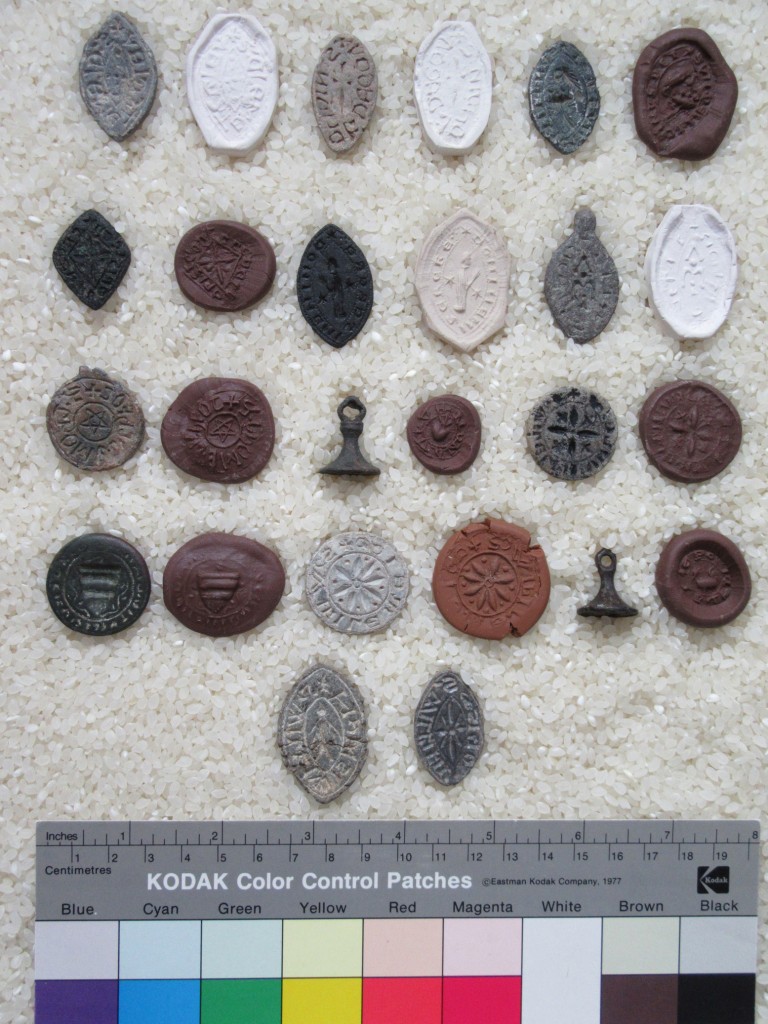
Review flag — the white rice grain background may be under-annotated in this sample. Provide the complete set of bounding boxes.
[1,0,767,1019]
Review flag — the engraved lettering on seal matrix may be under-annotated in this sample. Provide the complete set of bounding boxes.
[187,13,278,155]
[312,35,377,152]
[46,534,151,636]
[46,366,144,471]
[415,210,509,353]
[52,210,131,310]
[79,12,158,141]
[278,665,367,803]
[297,225,373,349]
[528,41,600,155]
[413,21,493,155]
[415,670,484,786]
[527,386,617,481]
[645,205,737,340]
[306,532,409,635]
[544,209,619,344]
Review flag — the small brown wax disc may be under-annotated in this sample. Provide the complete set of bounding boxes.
[656,529,750,628]
[174,221,276,312]
[632,28,738,161]
[432,518,550,640]
[639,380,741,483]
[163,532,285,637]
[407,396,481,474]
[161,377,275,484]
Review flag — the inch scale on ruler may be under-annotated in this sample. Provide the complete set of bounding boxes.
[36,820,760,1024]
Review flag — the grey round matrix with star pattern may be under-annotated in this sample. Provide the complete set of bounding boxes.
[306,532,409,635]
[527,386,617,480]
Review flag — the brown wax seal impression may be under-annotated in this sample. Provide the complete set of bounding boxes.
[656,529,750,628]
[632,28,738,161]
[163,532,285,637]
[174,221,276,312]
[407,395,481,475]
[161,377,275,484]
[639,380,741,484]
[432,518,550,640]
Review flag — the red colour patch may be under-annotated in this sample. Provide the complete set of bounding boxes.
[362,977,442,1024]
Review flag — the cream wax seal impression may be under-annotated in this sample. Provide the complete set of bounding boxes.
[187,13,279,156]
[645,205,737,339]
[413,21,493,156]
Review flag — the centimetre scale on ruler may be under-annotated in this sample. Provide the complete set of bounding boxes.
[36,819,760,1024]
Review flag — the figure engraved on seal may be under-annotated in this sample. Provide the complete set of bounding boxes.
[415,210,509,353]
[278,665,368,803]
[528,41,600,154]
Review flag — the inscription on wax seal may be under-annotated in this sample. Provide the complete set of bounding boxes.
[432,518,550,640]
[544,209,619,344]
[528,41,600,155]
[415,210,509,353]
[639,380,741,484]
[79,12,158,141]
[632,28,738,161]
[414,670,484,786]
[278,664,368,804]
[645,205,737,339]
[656,529,751,628]
[187,13,278,155]
[312,35,377,153]
[163,532,285,637]
[413,21,493,155]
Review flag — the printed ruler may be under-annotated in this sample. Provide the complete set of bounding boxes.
[36,819,760,1024]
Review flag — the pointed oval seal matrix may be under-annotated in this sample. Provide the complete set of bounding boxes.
[312,35,377,152]
[528,41,600,154]
[278,664,368,803]
[414,670,484,786]
[544,209,619,343]
[79,13,158,141]
[319,397,380,477]
[578,549,638,618]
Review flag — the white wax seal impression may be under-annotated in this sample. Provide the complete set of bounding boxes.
[415,209,510,352]
[187,13,278,155]
[645,205,737,339]
[413,21,493,156]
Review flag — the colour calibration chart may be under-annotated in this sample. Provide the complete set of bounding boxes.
[36,820,760,1024]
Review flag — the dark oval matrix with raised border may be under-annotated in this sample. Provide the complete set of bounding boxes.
[53,210,131,310]
[79,12,158,142]
[529,41,600,154]
[414,670,484,786]
[46,533,151,636]
[544,209,619,343]
[297,225,373,349]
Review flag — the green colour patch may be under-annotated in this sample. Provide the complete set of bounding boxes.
[201,979,281,1024]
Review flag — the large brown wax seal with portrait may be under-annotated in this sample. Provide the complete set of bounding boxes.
[632,28,738,161]
[432,519,550,640]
